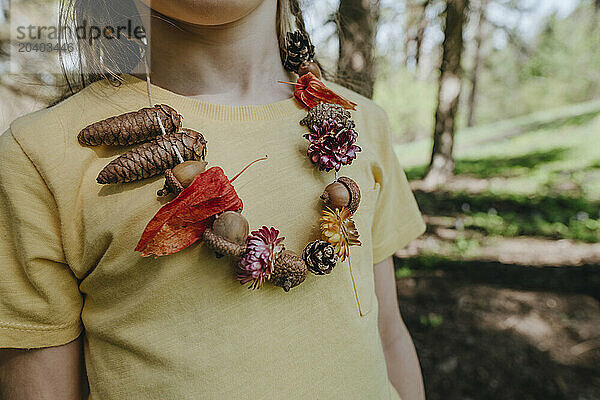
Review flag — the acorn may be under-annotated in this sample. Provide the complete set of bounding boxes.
[320,177,361,214]
[298,60,321,79]
[213,211,249,245]
[203,211,249,258]
[271,250,308,292]
[172,160,208,188]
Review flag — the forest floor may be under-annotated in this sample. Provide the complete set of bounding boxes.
[393,110,600,399]
[395,266,600,400]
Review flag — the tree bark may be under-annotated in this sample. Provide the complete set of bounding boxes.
[415,0,431,69]
[424,0,469,187]
[337,0,380,98]
[467,0,487,127]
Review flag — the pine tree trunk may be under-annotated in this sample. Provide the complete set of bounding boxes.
[424,0,469,187]
[467,0,487,127]
[415,0,431,69]
[337,0,380,98]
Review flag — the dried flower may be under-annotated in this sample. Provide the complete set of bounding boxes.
[293,73,357,110]
[238,226,285,289]
[320,207,361,261]
[304,121,361,172]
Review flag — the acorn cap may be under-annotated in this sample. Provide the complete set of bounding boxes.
[337,177,361,214]
[157,168,185,197]
[202,228,247,258]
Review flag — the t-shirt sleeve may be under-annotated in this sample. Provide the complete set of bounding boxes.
[371,109,426,265]
[0,129,83,349]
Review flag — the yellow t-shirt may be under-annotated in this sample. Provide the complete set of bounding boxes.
[0,75,425,399]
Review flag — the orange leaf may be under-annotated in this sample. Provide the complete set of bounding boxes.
[135,167,243,258]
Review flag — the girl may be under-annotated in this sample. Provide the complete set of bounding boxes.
[0,0,427,399]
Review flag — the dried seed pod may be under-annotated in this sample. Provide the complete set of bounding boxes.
[78,104,182,146]
[157,168,185,197]
[97,128,207,184]
[300,103,354,130]
[321,177,361,214]
[212,211,249,245]
[202,228,247,258]
[172,160,208,188]
[271,250,308,292]
[298,60,321,79]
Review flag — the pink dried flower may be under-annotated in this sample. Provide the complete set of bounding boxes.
[238,226,285,289]
[304,121,361,172]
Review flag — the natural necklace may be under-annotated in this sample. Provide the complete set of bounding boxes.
[79,31,368,315]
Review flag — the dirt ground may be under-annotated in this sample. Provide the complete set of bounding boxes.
[396,267,600,400]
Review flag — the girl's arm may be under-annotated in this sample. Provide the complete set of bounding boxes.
[375,256,426,400]
[0,336,88,400]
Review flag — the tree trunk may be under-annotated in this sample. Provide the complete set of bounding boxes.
[467,0,487,127]
[337,0,380,98]
[415,0,431,69]
[424,0,469,187]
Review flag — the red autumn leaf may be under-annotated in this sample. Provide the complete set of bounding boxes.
[135,166,243,258]
[294,72,358,110]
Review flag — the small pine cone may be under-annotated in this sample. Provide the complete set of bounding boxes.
[337,177,361,214]
[280,30,315,73]
[202,228,247,258]
[157,169,184,196]
[271,250,308,292]
[302,240,337,275]
[97,128,207,184]
[78,104,182,146]
[300,103,354,131]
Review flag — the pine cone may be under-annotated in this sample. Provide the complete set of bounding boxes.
[300,103,355,131]
[202,228,246,258]
[280,30,315,73]
[271,250,308,292]
[97,128,207,184]
[78,104,182,146]
[302,240,337,275]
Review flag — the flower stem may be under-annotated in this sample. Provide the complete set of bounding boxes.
[231,155,268,183]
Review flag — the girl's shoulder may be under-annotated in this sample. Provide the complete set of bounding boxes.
[6,79,139,170]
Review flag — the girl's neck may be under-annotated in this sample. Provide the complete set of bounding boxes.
[143,0,294,106]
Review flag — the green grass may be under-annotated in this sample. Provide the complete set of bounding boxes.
[395,102,600,243]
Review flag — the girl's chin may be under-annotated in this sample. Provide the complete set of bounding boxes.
[137,0,266,26]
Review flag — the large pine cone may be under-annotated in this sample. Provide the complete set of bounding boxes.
[271,250,308,292]
[300,103,355,131]
[78,104,182,146]
[97,128,207,184]
[302,240,338,275]
[280,30,315,73]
